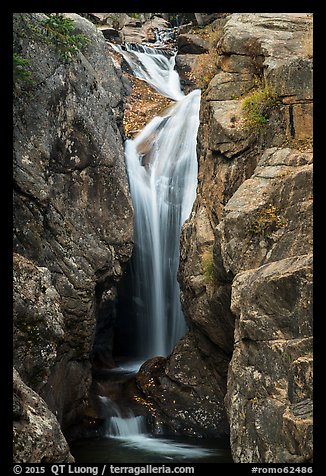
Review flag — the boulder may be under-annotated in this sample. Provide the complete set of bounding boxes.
[136,331,230,437]
[98,26,121,43]
[13,369,74,463]
[177,33,210,54]
[221,13,311,59]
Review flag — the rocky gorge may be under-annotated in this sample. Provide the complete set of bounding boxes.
[13,12,313,464]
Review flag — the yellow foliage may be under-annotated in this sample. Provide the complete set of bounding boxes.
[249,205,287,237]
[123,76,172,138]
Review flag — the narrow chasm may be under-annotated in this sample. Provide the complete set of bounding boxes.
[71,16,234,463]
[13,12,313,466]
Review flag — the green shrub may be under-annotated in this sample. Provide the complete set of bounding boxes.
[13,52,33,84]
[242,82,280,131]
[201,249,215,285]
[39,14,89,61]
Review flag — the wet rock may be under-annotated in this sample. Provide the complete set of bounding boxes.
[175,54,198,93]
[99,26,121,43]
[136,332,229,437]
[121,16,170,44]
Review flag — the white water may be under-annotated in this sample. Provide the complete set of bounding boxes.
[102,398,214,459]
[109,433,215,459]
[108,414,147,437]
[111,43,184,100]
[114,43,201,359]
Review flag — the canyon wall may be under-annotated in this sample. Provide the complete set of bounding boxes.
[13,13,133,461]
[13,12,313,464]
[177,13,313,462]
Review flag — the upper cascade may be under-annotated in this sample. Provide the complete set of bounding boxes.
[112,37,201,359]
[111,43,184,101]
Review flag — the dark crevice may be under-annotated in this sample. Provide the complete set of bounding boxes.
[288,104,296,138]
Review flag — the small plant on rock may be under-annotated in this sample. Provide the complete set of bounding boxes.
[13,52,33,84]
[242,81,280,131]
[201,248,215,285]
[249,205,287,238]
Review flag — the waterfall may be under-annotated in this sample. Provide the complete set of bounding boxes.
[100,396,214,460]
[114,43,201,359]
[99,396,147,438]
[108,415,147,437]
[111,43,184,100]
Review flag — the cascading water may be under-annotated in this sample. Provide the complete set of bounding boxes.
[108,415,146,437]
[71,38,232,464]
[99,396,215,460]
[113,43,201,360]
[111,43,184,100]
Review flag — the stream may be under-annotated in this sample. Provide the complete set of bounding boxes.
[71,364,232,463]
[71,34,232,464]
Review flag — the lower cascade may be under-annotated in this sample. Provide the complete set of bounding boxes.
[116,43,201,359]
[108,415,146,438]
[103,402,215,460]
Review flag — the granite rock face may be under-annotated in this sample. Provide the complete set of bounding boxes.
[174,13,313,460]
[225,255,313,462]
[13,254,65,394]
[13,12,133,459]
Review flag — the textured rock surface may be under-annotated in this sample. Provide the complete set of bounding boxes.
[13,369,74,463]
[121,15,170,43]
[13,11,133,452]
[177,33,210,54]
[218,147,313,275]
[13,253,64,393]
[225,255,312,462]
[175,12,313,460]
[136,331,230,437]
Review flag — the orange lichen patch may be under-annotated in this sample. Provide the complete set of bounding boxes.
[123,75,173,138]
[132,395,157,415]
